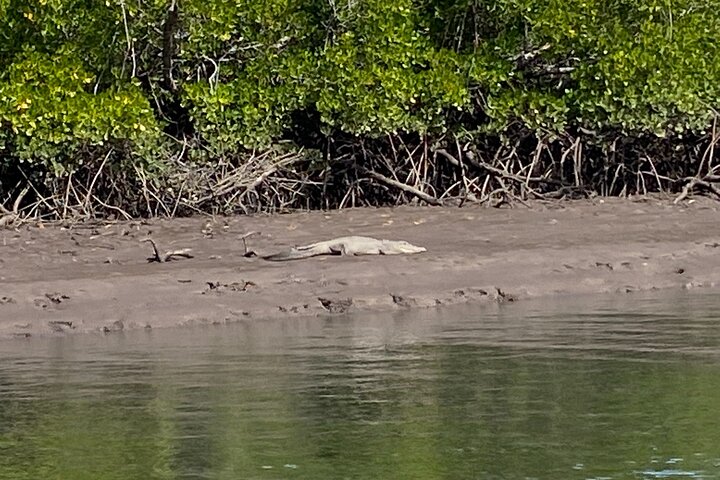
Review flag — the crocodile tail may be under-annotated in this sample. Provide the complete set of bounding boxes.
[262,249,313,261]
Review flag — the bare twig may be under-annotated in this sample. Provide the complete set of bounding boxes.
[141,237,194,263]
[239,231,261,257]
[84,149,113,215]
[364,169,442,206]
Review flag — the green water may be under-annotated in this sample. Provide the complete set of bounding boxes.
[2,292,720,479]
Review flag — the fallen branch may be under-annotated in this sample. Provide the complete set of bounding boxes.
[435,149,558,193]
[0,186,30,228]
[674,176,720,204]
[240,231,261,257]
[364,169,442,206]
[141,238,194,263]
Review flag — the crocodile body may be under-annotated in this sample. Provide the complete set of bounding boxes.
[263,236,426,261]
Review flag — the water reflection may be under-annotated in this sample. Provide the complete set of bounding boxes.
[1,291,720,479]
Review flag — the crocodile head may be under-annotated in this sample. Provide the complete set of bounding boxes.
[385,240,426,254]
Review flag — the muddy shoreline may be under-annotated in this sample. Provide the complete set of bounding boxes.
[1,196,719,339]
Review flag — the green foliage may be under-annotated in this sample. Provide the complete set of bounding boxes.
[0,0,162,178]
[440,0,720,135]
[1,0,720,210]
[0,48,161,175]
[184,49,317,152]
[181,0,468,147]
[315,0,469,135]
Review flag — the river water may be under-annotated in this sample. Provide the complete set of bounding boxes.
[1,291,720,479]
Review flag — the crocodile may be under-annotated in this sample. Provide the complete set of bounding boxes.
[263,236,426,261]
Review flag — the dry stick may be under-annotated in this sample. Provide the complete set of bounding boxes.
[391,137,423,204]
[479,175,491,200]
[495,173,531,208]
[676,114,720,203]
[18,167,60,218]
[399,137,419,198]
[134,165,153,216]
[22,198,47,221]
[492,176,510,207]
[364,169,442,206]
[83,149,113,215]
[441,149,549,187]
[636,168,646,195]
[239,231,261,257]
[404,141,428,204]
[454,137,471,201]
[247,166,278,191]
[438,148,517,202]
[675,178,720,204]
[170,178,187,217]
[457,172,474,208]
[63,171,73,219]
[644,156,665,193]
[524,139,544,193]
[141,238,193,263]
[92,195,133,221]
[608,163,624,197]
[68,177,86,218]
[572,138,582,187]
[709,114,719,175]
[12,186,28,215]
[439,180,464,200]
[339,182,356,209]
[0,186,29,217]
[224,181,248,212]
[0,181,20,214]
[0,186,30,227]
[470,156,546,198]
[696,114,719,177]
[142,237,163,263]
[421,134,429,193]
[412,150,426,202]
[435,148,462,168]
[146,181,172,216]
[559,142,575,186]
[435,142,472,206]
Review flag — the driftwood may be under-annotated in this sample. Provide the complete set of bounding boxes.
[239,231,261,257]
[674,176,720,204]
[364,169,442,206]
[0,186,29,228]
[141,238,194,263]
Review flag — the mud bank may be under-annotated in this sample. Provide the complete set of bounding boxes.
[1,196,719,339]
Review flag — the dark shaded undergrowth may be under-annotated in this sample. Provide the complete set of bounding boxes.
[1,0,719,223]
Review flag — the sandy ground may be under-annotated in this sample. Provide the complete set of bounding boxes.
[1,196,719,339]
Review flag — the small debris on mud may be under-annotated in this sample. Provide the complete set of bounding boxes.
[45,292,70,304]
[318,297,354,313]
[142,238,194,263]
[390,294,416,308]
[101,320,125,333]
[278,304,309,314]
[239,231,261,258]
[48,320,74,332]
[494,288,516,302]
[202,280,256,294]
